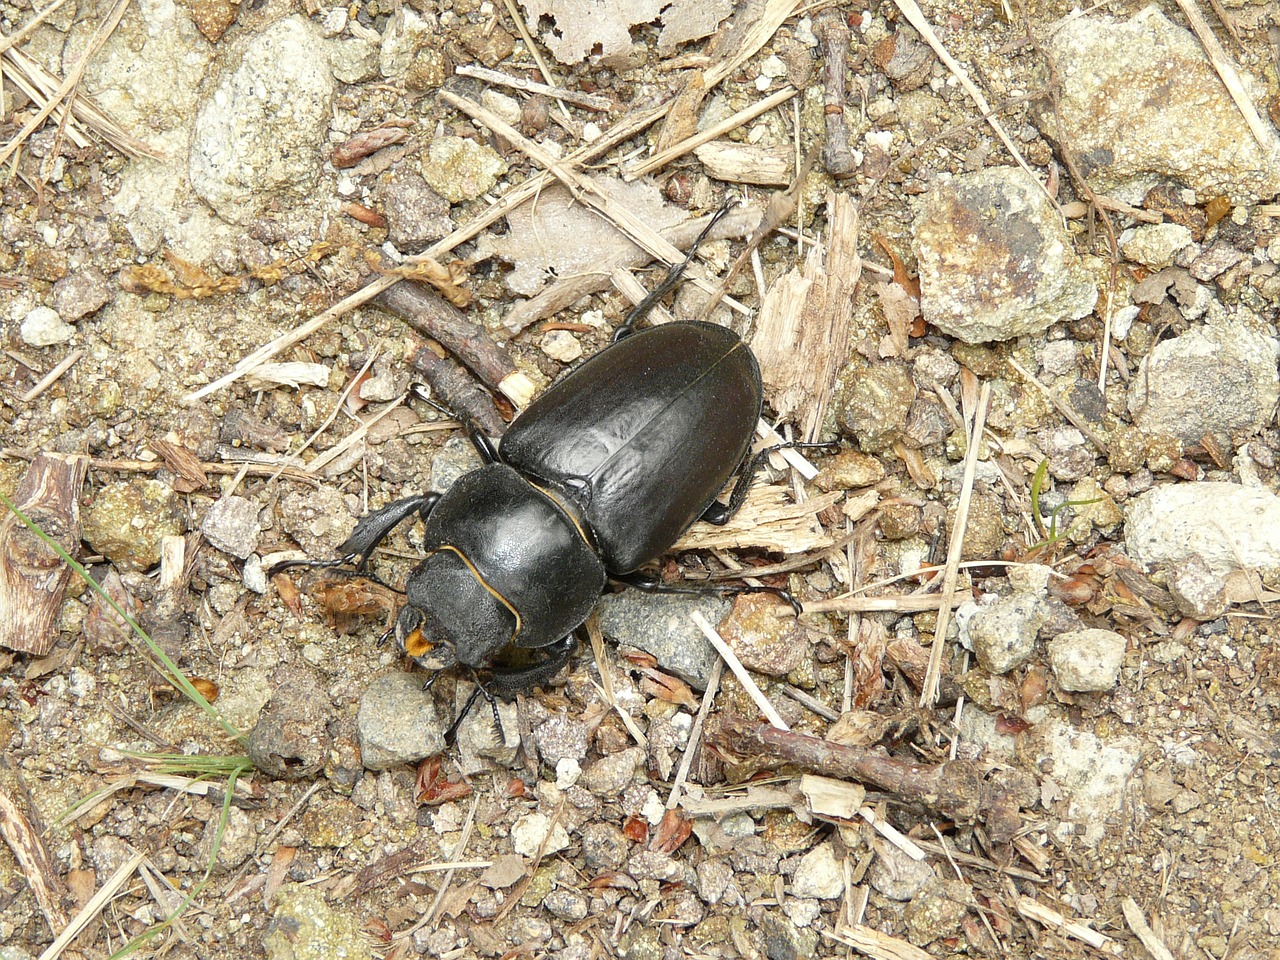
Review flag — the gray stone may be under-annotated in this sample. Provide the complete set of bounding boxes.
[512,813,570,857]
[1031,720,1141,845]
[375,171,453,251]
[420,136,507,204]
[695,859,735,904]
[627,849,690,883]
[279,486,356,557]
[81,479,182,571]
[580,822,629,870]
[51,269,112,321]
[201,495,261,559]
[596,590,730,690]
[835,359,916,451]
[914,166,1098,343]
[579,747,644,796]
[867,841,934,900]
[1047,628,1125,692]
[1040,6,1280,202]
[264,886,366,960]
[248,665,332,780]
[959,592,1048,674]
[196,805,256,871]
[20,306,74,347]
[790,841,844,899]
[1168,553,1229,620]
[356,672,446,770]
[533,715,590,765]
[544,889,589,922]
[903,877,971,947]
[1128,306,1279,442]
[1126,482,1280,574]
[189,17,335,223]
[1119,223,1194,270]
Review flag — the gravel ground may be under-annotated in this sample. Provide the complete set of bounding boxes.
[2,0,1280,958]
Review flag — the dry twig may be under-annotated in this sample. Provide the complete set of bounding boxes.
[710,713,1038,844]
[815,9,858,178]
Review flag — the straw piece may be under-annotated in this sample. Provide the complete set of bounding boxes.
[691,610,789,730]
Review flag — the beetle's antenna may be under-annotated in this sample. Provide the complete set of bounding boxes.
[613,202,738,342]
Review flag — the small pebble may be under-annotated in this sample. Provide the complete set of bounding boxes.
[1047,628,1126,692]
[541,329,583,362]
[20,306,75,347]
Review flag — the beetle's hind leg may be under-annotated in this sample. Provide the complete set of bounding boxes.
[613,570,803,617]
[613,204,736,342]
[701,441,838,526]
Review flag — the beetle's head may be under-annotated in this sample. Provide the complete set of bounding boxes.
[396,547,519,671]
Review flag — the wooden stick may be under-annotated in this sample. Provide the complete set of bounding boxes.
[710,713,1038,844]
[815,9,858,178]
[0,453,88,655]
[0,782,70,936]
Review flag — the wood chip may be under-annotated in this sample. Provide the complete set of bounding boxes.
[0,453,88,655]
[750,191,859,442]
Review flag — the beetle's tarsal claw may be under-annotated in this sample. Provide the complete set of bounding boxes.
[443,684,486,745]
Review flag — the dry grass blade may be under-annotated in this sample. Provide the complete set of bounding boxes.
[0,0,160,166]
[1169,0,1277,154]
[823,923,935,960]
[454,63,612,111]
[38,848,146,960]
[691,611,789,730]
[920,382,990,707]
[1016,896,1123,954]
[891,0,1045,200]
[666,659,722,810]
[625,85,798,179]
[1121,897,1176,960]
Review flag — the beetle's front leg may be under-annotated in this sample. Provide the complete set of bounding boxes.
[270,493,441,577]
[613,570,803,617]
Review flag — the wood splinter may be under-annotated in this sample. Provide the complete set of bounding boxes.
[709,712,1038,844]
[0,453,89,656]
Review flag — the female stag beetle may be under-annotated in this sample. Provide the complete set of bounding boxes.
[284,209,805,731]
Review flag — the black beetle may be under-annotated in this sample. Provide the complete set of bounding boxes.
[283,210,802,728]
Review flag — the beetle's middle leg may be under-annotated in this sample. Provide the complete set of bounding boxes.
[701,442,837,526]
[613,570,803,617]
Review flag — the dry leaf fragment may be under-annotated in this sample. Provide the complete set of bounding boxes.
[416,756,474,805]
[639,669,700,711]
[519,0,732,64]
[366,251,472,307]
[332,125,410,168]
[650,809,693,854]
